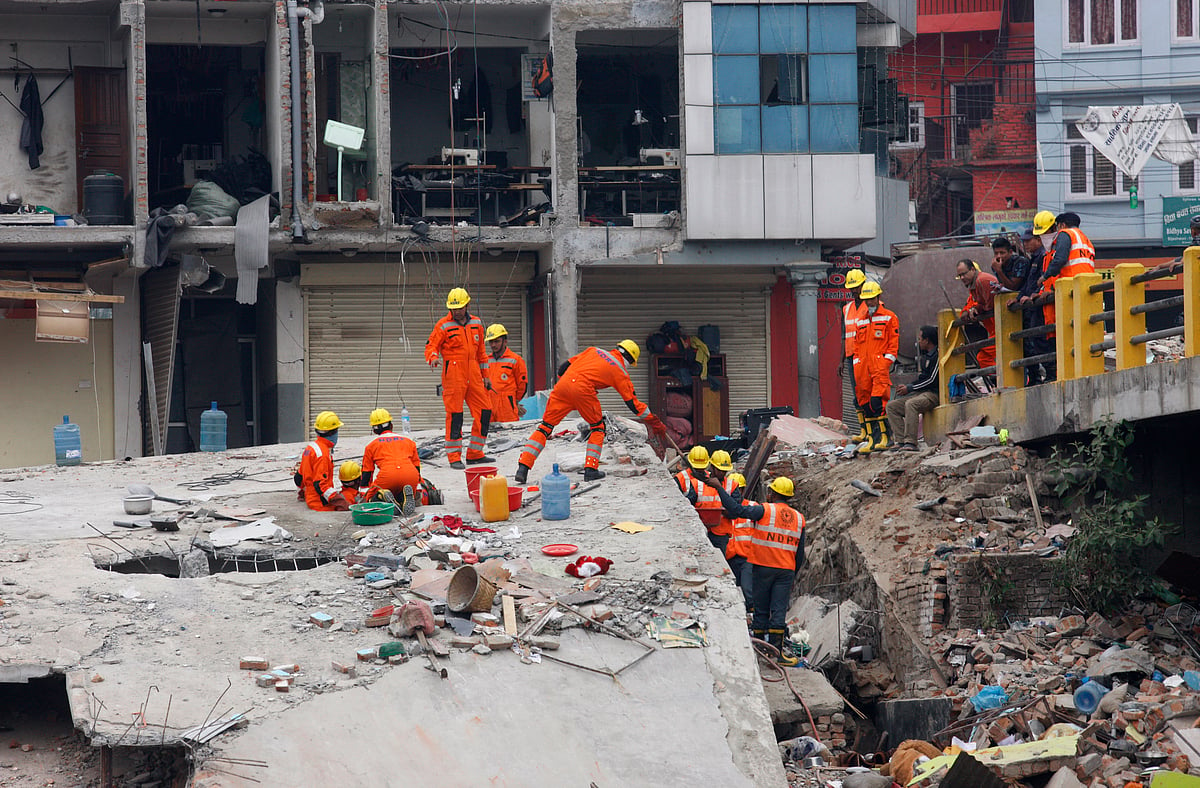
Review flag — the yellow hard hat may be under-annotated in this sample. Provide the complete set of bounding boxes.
[687,445,710,470]
[844,269,867,290]
[369,408,392,427]
[768,477,795,497]
[485,324,508,342]
[314,411,343,432]
[617,339,641,365]
[726,472,746,489]
[339,460,362,482]
[1032,210,1056,236]
[710,450,733,472]
[446,287,471,309]
[859,281,882,300]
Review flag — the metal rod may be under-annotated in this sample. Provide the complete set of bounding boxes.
[1009,352,1057,369]
[950,336,996,355]
[1009,324,1056,340]
[950,309,993,329]
[1089,310,1115,324]
[1130,261,1182,284]
[1131,326,1185,345]
[1089,339,1117,353]
[1087,279,1115,294]
[1130,294,1185,315]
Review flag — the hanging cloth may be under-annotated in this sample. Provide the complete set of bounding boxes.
[19,74,44,169]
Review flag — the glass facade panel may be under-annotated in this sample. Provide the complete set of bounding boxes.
[809,104,858,152]
[762,105,808,152]
[808,5,857,53]
[713,5,758,53]
[715,55,760,104]
[715,106,762,153]
[759,5,806,53]
[809,54,858,103]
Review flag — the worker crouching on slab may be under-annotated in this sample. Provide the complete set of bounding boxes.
[361,408,421,516]
[513,340,667,484]
[337,461,365,506]
[711,476,805,666]
[295,411,350,512]
[425,287,494,470]
[483,323,528,423]
[853,281,899,454]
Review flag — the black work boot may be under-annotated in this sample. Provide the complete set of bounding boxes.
[513,464,530,485]
[466,454,496,464]
[583,468,606,481]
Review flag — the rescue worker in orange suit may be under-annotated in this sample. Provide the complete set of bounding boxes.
[675,446,726,551]
[336,461,364,507]
[711,476,804,666]
[483,324,528,423]
[513,340,667,484]
[361,408,422,516]
[295,411,349,512]
[839,268,869,441]
[853,281,899,454]
[425,287,494,470]
[1034,211,1094,333]
[955,258,1001,370]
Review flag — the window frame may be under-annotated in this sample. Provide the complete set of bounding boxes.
[1175,0,1200,42]
[1065,0,1139,48]
[890,100,925,149]
[1067,121,1133,200]
[1178,116,1200,192]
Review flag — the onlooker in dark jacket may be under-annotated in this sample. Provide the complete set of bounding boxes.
[991,236,1030,293]
[1017,229,1056,384]
[886,325,939,451]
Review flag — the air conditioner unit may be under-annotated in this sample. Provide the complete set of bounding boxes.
[638,147,680,166]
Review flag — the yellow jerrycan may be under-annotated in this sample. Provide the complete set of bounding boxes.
[479,474,511,522]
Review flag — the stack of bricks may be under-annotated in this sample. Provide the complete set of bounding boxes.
[792,712,853,752]
[891,557,948,639]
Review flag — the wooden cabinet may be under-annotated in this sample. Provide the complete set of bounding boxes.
[648,353,730,446]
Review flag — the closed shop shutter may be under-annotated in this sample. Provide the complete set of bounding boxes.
[575,271,771,430]
[305,283,525,439]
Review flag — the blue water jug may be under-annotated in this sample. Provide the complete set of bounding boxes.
[53,416,82,466]
[1073,679,1107,715]
[200,401,227,452]
[541,463,570,520]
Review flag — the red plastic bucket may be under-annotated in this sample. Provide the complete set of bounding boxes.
[464,466,498,495]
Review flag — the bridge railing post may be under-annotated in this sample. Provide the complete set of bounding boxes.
[1073,272,1105,378]
[1054,276,1077,381]
[1185,246,1200,358]
[1112,263,1147,371]
[994,291,1023,390]
[937,307,965,406]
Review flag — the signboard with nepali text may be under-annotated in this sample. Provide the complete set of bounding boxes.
[974,209,1035,239]
[1162,196,1200,246]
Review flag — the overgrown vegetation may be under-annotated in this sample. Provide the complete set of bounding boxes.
[979,558,1016,629]
[1049,418,1177,614]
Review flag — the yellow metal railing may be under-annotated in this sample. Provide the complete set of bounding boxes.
[937,247,1200,406]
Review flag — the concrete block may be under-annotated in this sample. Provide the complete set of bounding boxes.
[309,612,334,628]
[876,697,953,743]
[255,674,276,688]
[762,666,843,725]
[239,657,269,671]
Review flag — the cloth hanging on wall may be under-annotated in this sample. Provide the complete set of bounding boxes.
[19,74,44,169]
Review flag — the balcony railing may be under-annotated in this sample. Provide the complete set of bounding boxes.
[918,0,1002,15]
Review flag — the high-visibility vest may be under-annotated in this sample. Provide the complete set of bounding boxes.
[674,469,724,530]
[724,478,754,560]
[748,503,804,570]
[843,300,864,358]
[716,476,744,539]
[1058,227,1095,279]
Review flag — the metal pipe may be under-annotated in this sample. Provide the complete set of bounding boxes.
[1131,326,1185,345]
[1130,295,1186,315]
[1130,261,1183,284]
[1009,324,1055,340]
[1009,352,1057,369]
[1089,310,1114,324]
[286,0,325,241]
[1088,279,1115,294]
[1088,338,1116,354]
[950,336,996,355]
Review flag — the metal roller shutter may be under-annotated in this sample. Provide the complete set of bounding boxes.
[305,284,525,438]
[576,274,771,430]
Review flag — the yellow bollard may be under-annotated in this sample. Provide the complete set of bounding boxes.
[1054,277,1077,381]
[1112,263,1147,371]
[993,291,1024,390]
[1073,272,1105,379]
[1185,247,1200,359]
[937,308,965,406]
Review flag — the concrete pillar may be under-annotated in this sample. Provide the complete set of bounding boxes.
[549,25,578,220]
[275,278,306,443]
[372,0,391,215]
[120,0,148,265]
[111,271,143,458]
[551,261,579,366]
[785,254,827,418]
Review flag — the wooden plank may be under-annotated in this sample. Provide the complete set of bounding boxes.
[1025,473,1045,532]
[0,289,124,303]
[742,431,777,501]
[502,595,517,636]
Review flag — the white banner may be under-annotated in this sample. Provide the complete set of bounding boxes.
[1075,104,1200,178]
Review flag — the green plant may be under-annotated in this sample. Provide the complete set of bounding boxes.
[1049,418,1177,613]
[979,557,1016,629]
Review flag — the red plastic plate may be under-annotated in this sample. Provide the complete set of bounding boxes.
[541,543,578,557]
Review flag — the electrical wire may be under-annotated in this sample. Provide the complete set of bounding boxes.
[0,491,42,515]
[178,469,293,492]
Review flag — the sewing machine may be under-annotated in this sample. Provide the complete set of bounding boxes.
[441,147,481,166]
[638,148,680,167]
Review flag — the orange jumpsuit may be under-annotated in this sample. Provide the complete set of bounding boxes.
[843,299,866,361]
[484,348,528,423]
[519,347,652,472]
[298,436,344,512]
[963,270,1000,369]
[362,431,422,500]
[853,305,899,414]
[425,312,492,462]
[336,485,363,507]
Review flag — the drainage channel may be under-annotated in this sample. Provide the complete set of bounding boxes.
[94,547,342,577]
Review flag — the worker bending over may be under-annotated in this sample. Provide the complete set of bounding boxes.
[1034,211,1094,332]
[853,281,899,454]
[955,259,1000,370]
[425,287,494,469]
[483,324,528,422]
[514,340,666,484]
[839,269,869,441]
[712,476,805,666]
[337,461,364,506]
[295,411,349,512]
[361,408,422,516]
[675,446,726,550]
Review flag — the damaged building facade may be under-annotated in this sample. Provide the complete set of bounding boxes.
[0,0,913,468]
